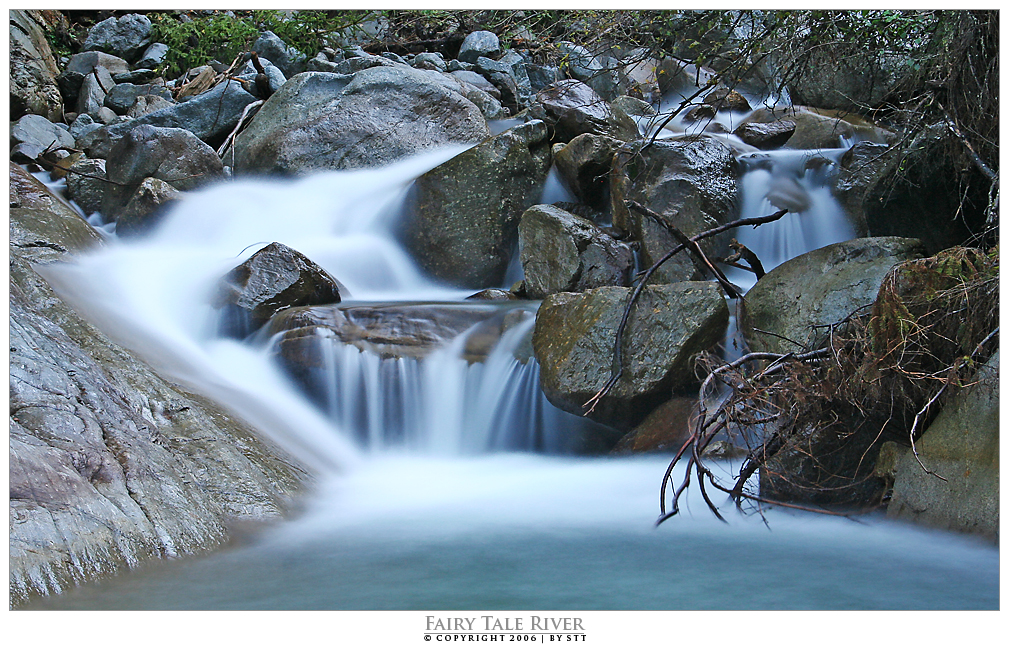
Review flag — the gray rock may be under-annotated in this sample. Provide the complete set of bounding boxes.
[413,52,447,72]
[610,136,739,284]
[611,396,698,454]
[526,64,563,94]
[533,282,728,429]
[556,41,621,100]
[10,114,76,151]
[530,79,638,143]
[237,57,287,96]
[741,106,891,150]
[251,31,308,78]
[519,205,634,299]
[234,68,489,175]
[554,133,623,210]
[741,237,926,354]
[400,120,552,288]
[10,142,46,165]
[733,120,796,150]
[115,177,183,237]
[136,42,169,68]
[214,242,343,338]
[307,53,340,72]
[64,50,131,76]
[458,30,501,63]
[104,83,174,114]
[449,70,500,98]
[101,125,225,220]
[83,13,153,61]
[75,67,116,116]
[64,157,107,215]
[788,45,897,112]
[94,106,119,125]
[380,51,407,64]
[112,68,160,84]
[68,113,101,140]
[10,10,64,120]
[611,95,656,117]
[334,52,399,74]
[887,351,998,542]
[447,59,476,72]
[126,94,175,119]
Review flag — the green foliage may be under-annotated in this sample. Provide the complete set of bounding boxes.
[149,12,259,77]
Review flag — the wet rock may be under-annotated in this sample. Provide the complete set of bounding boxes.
[214,242,344,338]
[684,105,717,122]
[554,133,623,210]
[115,177,182,237]
[886,351,998,541]
[610,136,739,284]
[733,120,796,150]
[136,42,169,69]
[533,282,729,429]
[741,237,926,355]
[251,31,307,79]
[787,45,897,112]
[610,396,697,454]
[112,68,160,84]
[101,125,225,220]
[400,120,551,288]
[621,50,663,104]
[525,63,563,93]
[530,79,639,143]
[741,106,891,150]
[519,205,634,299]
[467,289,519,301]
[103,83,174,115]
[234,68,489,175]
[83,13,153,61]
[64,157,107,215]
[703,87,751,112]
[556,41,621,100]
[458,31,501,64]
[10,114,76,151]
[10,9,64,121]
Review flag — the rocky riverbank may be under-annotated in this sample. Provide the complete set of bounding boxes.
[9,9,999,604]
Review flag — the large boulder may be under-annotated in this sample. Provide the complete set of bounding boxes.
[77,80,259,158]
[75,66,116,116]
[458,30,501,64]
[610,135,739,284]
[57,51,130,107]
[741,237,926,354]
[733,120,796,150]
[82,13,153,61]
[553,133,623,210]
[533,282,728,429]
[886,351,998,542]
[104,82,174,115]
[100,125,225,220]
[64,157,107,215]
[610,395,698,454]
[787,45,898,113]
[114,177,182,238]
[213,242,344,339]
[10,114,76,151]
[741,106,891,150]
[234,67,490,175]
[519,205,634,299]
[530,79,638,144]
[10,9,64,121]
[400,120,552,288]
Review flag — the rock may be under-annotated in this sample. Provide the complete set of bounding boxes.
[234,68,489,175]
[10,9,64,121]
[525,63,563,93]
[413,52,447,72]
[334,52,398,74]
[834,129,992,254]
[75,67,116,116]
[703,87,751,112]
[530,79,639,143]
[741,106,891,150]
[10,114,76,151]
[236,57,288,97]
[94,106,119,125]
[450,70,501,99]
[65,157,107,215]
[741,237,926,354]
[610,136,739,284]
[497,50,534,102]
[250,31,307,79]
[733,120,796,150]
[103,83,173,114]
[621,50,663,104]
[400,120,552,288]
[68,113,102,140]
[10,143,47,165]
[112,68,160,84]
[467,289,518,301]
[610,396,697,454]
[115,177,183,237]
[57,51,130,106]
[126,94,176,119]
[556,41,621,101]
[136,42,169,69]
[611,95,656,118]
[101,125,225,220]
[886,351,998,541]
[9,251,306,607]
[458,30,501,64]
[554,133,623,210]
[684,105,717,122]
[788,45,897,112]
[83,13,153,61]
[306,53,340,73]
[533,282,728,429]
[78,80,259,158]
[519,205,634,299]
[214,242,343,338]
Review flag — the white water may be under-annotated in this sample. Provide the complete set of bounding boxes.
[30,139,997,610]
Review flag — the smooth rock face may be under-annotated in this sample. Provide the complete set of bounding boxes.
[519,205,633,299]
[214,242,344,338]
[458,30,501,63]
[83,13,153,61]
[741,237,926,354]
[733,120,796,149]
[136,42,169,68]
[10,9,64,120]
[234,68,490,175]
[533,283,728,429]
[10,114,76,150]
[101,125,225,220]
[610,136,739,284]
[75,67,116,116]
[115,177,182,237]
[400,120,552,288]
[887,351,999,542]
[610,396,697,454]
[531,79,638,143]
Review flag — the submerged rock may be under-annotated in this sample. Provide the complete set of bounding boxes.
[214,242,344,339]
[741,237,926,354]
[400,120,552,288]
[533,282,728,430]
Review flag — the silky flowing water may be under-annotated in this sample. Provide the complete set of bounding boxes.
[28,137,997,610]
